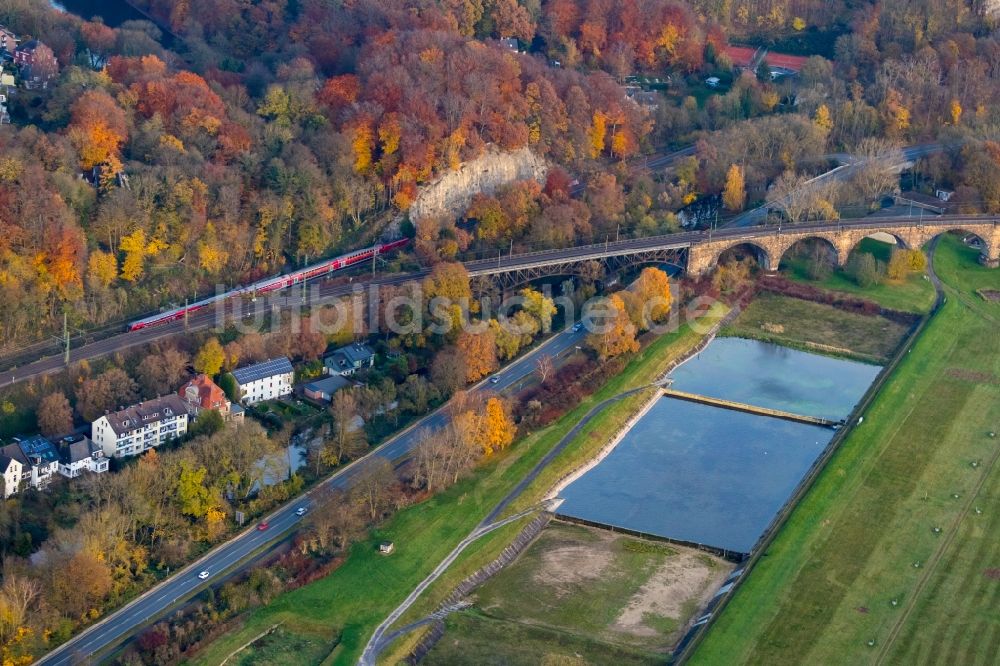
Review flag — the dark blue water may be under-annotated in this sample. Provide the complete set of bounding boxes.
[51,0,147,27]
[669,337,881,422]
[557,337,880,555]
[559,399,832,554]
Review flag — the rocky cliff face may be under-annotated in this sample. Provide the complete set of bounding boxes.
[409,146,548,221]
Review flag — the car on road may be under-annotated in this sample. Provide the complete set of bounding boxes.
[197,571,210,580]
[295,507,308,516]
[572,322,583,332]
[257,521,269,531]
[490,376,500,384]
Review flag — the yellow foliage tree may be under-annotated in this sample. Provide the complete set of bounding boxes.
[477,397,516,456]
[949,99,962,125]
[197,222,229,274]
[813,104,833,131]
[194,338,225,376]
[585,293,639,360]
[119,229,147,282]
[588,111,607,158]
[351,120,374,173]
[87,249,118,288]
[907,248,927,271]
[628,267,673,329]
[722,164,746,212]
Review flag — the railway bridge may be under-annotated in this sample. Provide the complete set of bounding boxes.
[463,215,999,291]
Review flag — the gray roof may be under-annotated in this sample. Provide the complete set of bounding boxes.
[232,357,294,385]
[0,443,26,467]
[0,455,17,473]
[334,344,375,364]
[99,394,188,436]
[304,375,352,394]
[58,435,100,464]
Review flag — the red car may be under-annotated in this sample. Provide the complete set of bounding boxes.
[257,521,269,531]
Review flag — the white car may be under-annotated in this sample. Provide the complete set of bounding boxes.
[295,507,308,516]
[490,376,500,384]
[197,570,210,580]
[572,322,583,332]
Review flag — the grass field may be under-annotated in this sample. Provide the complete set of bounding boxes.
[723,292,910,362]
[691,234,1000,665]
[187,305,729,666]
[781,237,938,314]
[422,522,728,665]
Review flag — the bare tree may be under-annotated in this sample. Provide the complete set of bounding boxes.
[351,457,396,522]
[849,137,905,207]
[535,355,554,384]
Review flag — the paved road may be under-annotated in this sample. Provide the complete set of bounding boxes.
[34,324,588,665]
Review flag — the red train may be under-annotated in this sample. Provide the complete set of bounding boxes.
[128,238,409,331]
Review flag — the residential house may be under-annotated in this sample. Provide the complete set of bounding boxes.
[56,434,109,478]
[1,436,60,490]
[0,25,16,53]
[324,343,375,377]
[14,435,60,488]
[178,374,244,422]
[14,40,58,89]
[232,357,294,405]
[0,455,21,498]
[91,394,189,459]
[499,37,522,53]
[302,374,353,403]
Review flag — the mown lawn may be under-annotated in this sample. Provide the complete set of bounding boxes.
[691,234,1000,665]
[425,613,660,666]
[187,304,728,666]
[723,291,910,362]
[781,237,938,314]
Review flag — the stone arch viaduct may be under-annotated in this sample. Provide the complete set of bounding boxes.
[462,216,999,291]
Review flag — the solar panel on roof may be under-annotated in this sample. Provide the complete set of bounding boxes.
[232,357,293,384]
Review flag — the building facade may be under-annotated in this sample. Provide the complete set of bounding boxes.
[324,343,375,376]
[92,395,189,459]
[0,456,22,499]
[178,374,243,422]
[1,436,59,490]
[232,357,294,405]
[56,434,109,478]
[13,40,58,89]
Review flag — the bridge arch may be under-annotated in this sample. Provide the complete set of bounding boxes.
[775,235,841,270]
[925,227,994,264]
[712,240,774,271]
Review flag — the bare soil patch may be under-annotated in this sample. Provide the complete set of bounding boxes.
[976,289,1000,302]
[614,550,730,638]
[945,368,1000,385]
[531,529,616,591]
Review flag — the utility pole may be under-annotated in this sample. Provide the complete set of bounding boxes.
[372,250,377,277]
[183,297,189,332]
[63,311,70,366]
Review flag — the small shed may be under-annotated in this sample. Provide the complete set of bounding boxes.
[302,375,353,403]
[706,76,721,88]
[378,541,395,555]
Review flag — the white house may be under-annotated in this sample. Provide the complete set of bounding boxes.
[232,357,294,405]
[324,343,375,377]
[92,395,189,459]
[56,434,109,478]
[1,436,60,490]
[0,455,22,498]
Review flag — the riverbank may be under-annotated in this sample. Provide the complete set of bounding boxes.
[689,234,1000,664]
